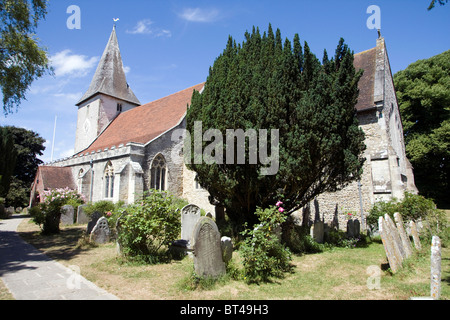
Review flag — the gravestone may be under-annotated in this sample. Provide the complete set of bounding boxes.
[385,214,406,261]
[60,205,74,225]
[221,236,233,263]
[378,216,401,273]
[430,236,441,300]
[181,204,201,245]
[90,217,110,244]
[394,212,413,258]
[410,221,422,251]
[310,221,324,244]
[76,205,89,224]
[86,211,102,235]
[192,217,226,278]
[347,219,360,238]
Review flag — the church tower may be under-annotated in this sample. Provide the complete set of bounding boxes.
[74,26,141,154]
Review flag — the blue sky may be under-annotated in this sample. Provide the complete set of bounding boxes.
[1,0,449,163]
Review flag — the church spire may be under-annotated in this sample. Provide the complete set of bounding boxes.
[76,26,141,106]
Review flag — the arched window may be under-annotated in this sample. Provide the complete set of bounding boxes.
[104,162,114,199]
[150,154,167,191]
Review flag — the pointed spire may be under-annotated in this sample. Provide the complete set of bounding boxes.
[77,27,141,106]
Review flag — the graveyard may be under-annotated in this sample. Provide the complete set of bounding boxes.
[3,205,447,300]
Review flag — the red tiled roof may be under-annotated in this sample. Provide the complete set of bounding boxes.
[39,166,76,190]
[78,83,204,155]
[353,47,376,112]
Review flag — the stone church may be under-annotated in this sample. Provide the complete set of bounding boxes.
[30,27,417,229]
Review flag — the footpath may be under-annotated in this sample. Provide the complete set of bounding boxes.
[0,215,118,300]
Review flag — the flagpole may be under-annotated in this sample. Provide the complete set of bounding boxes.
[51,115,57,162]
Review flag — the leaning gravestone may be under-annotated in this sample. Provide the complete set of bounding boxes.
[76,205,89,224]
[410,221,422,251]
[192,217,226,278]
[60,205,74,225]
[90,217,110,244]
[385,214,406,261]
[181,204,201,245]
[394,212,413,258]
[86,211,102,235]
[378,216,401,273]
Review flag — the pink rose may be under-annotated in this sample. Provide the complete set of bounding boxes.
[276,201,283,207]
[278,207,285,213]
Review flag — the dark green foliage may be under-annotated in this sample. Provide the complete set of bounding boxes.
[0,0,53,114]
[394,50,450,207]
[116,191,181,264]
[186,25,365,229]
[428,0,448,10]
[0,126,17,198]
[2,126,45,207]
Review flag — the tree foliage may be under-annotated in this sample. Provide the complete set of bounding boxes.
[394,50,450,207]
[0,0,52,115]
[0,126,17,197]
[186,25,366,228]
[1,126,45,207]
[428,0,448,10]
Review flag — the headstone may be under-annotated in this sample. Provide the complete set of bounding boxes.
[181,204,201,244]
[347,219,360,238]
[394,212,413,258]
[378,216,401,273]
[221,236,233,263]
[385,214,406,260]
[86,211,102,235]
[430,236,441,300]
[76,205,89,224]
[192,217,226,278]
[90,217,110,244]
[60,205,74,225]
[310,220,324,243]
[410,221,422,251]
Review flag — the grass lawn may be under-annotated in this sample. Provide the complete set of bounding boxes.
[14,217,449,300]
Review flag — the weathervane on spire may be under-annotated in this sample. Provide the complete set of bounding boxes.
[113,18,119,28]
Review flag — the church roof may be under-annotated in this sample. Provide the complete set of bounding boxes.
[76,26,141,106]
[353,47,377,112]
[77,83,205,155]
[37,166,76,190]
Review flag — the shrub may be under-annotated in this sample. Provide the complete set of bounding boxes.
[367,192,447,245]
[34,188,85,234]
[366,199,398,233]
[239,203,292,284]
[83,200,116,217]
[116,190,181,264]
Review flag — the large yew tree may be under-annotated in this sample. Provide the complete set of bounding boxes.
[186,25,366,228]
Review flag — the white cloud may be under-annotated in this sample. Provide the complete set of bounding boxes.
[179,8,219,22]
[126,20,172,37]
[50,50,99,78]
